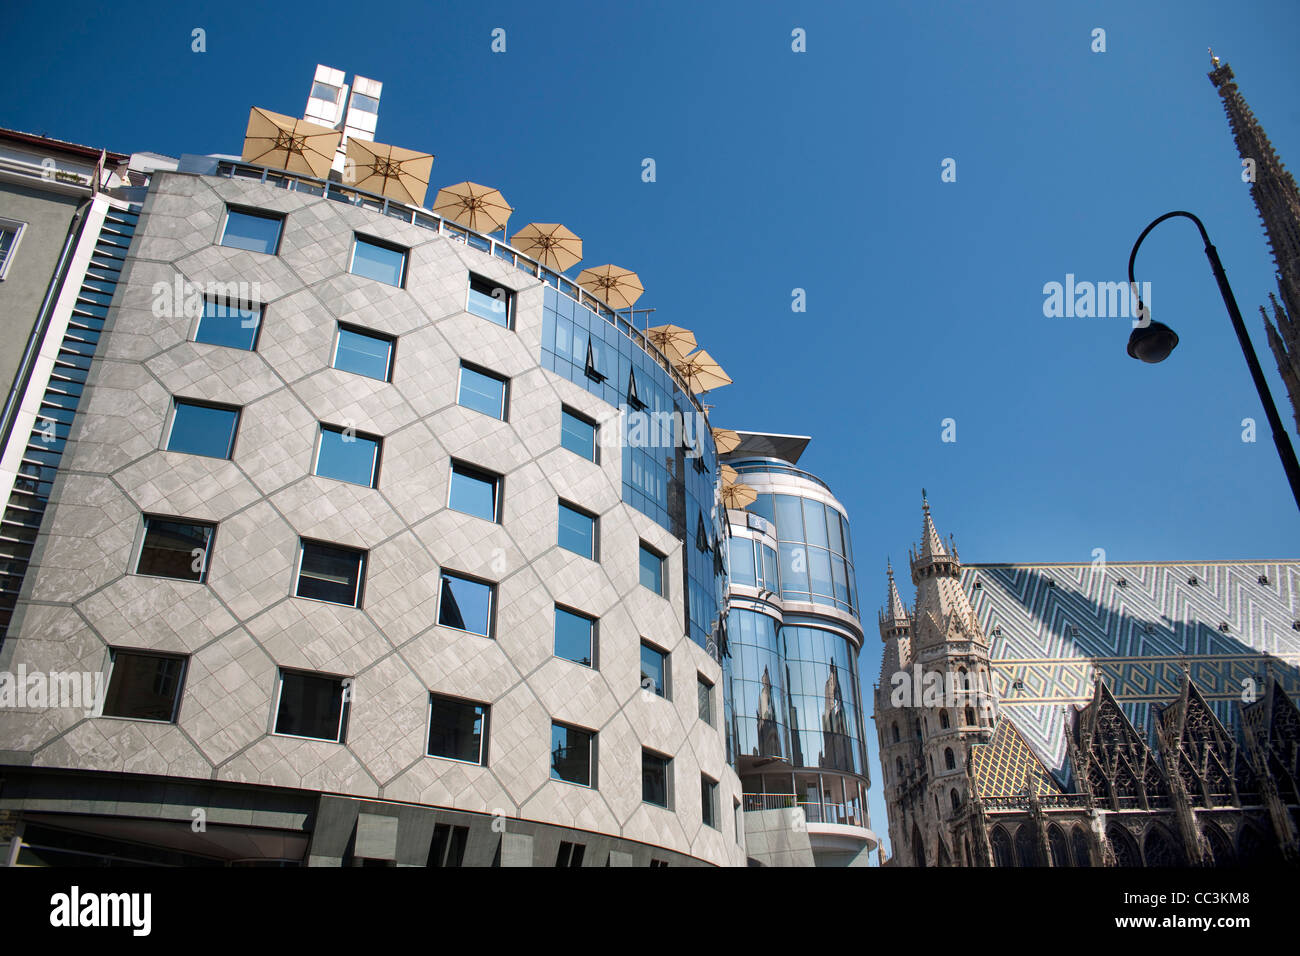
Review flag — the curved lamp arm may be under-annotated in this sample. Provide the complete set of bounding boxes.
[1127,211,1212,327]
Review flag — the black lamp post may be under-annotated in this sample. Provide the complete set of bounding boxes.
[1126,210,1300,513]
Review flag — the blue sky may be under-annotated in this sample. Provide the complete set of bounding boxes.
[5,0,1299,857]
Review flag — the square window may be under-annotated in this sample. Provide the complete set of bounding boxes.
[220,207,283,255]
[427,693,488,764]
[642,749,671,808]
[551,721,594,787]
[350,235,407,287]
[697,675,713,725]
[560,407,596,462]
[310,80,340,102]
[333,324,394,381]
[557,501,596,560]
[640,642,668,699]
[166,400,240,459]
[0,219,27,280]
[449,462,500,521]
[136,516,215,582]
[639,543,665,596]
[194,296,262,351]
[296,539,366,607]
[102,650,187,722]
[438,571,494,637]
[554,605,595,668]
[457,363,508,420]
[467,274,512,327]
[274,669,351,742]
[315,424,381,487]
[702,776,718,829]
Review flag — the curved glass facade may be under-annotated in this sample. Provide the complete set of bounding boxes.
[724,609,867,776]
[541,286,726,653]
[748,488,857,616]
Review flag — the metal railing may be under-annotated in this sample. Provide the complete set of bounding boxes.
[210,160,705,412]
[741,793,869,829]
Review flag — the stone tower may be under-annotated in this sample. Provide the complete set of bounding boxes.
[873,493,995,865]
[1209,53,1300,435]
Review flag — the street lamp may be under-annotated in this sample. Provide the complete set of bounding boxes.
[1126,210,1300,512]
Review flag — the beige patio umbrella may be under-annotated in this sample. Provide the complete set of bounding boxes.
[721,482,758,510]
[646,324,697,363]
[432,182,514,233]
[344,139,434,205]
[720,464,738,486]
[241,107,341,179]
[711,427,741,455]
[674,349,733,393]
[576,264,644,310]
[511,223,583,272]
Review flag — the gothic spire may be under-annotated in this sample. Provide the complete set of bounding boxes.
[1210,57,1300,434]
[878,560,912,640]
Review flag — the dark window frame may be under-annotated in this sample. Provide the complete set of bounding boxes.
[448,460,502,523]
[332,322,396,382]
[553,604,598,669]
[219,205,285,255]
[294,538,367,608]
[349,233,409,288]
[437,569,497,638]
[457,361,510,421]
[557,499,599,561]
[193,295,264,351]
[272,667,352,743]
[165,397,242,460]
[641,747,673,809]
[313,422,383,488]
[466,273,514,328]
[559,406,598,464]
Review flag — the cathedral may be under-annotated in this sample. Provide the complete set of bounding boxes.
[1210,55,1300,436]
[872,494,1300,867]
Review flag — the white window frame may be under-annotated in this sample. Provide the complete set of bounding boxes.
[0,218,27,281]
[332,322,395,382]
[349,234,407,287]
[457,362,509,421]
[425,692,489,765]
[272,668,351,742]
[294,539,366,608]
[313,423,381,488]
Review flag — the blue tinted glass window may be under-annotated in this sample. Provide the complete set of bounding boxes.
[729,537,756,587]
[468,275,511,327]
[560,408,596,461]
[334,326,393,381]
[221,209,282,254]
[195,298,261,350]
[780,541,810,595]
[554,606,594,667]
[750,493,775,526]
[558,502,595,559]
[167,401,239,459]
[809,547,834,598]
[639,544,664,595]
[640,643,667,697]
[826,506,845,555]
[350,236,406,286]
[296,540,365,607]
[439,572,494,637]
[551,721,593,786]
[803,498,829,548]
[315,425,380,487]
[762,545,780,592]
[449,464,498,521]
[458,365,507,419]
[774,495,804,541]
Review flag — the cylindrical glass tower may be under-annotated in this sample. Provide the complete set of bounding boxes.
[721,434,876,865]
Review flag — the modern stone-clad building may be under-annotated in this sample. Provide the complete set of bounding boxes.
[0,144,748,866]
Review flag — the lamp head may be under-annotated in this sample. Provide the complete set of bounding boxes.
[1127,308,1179,364]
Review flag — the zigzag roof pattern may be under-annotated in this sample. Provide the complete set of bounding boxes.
[970,715,1064,797]
[961,560,1300,776]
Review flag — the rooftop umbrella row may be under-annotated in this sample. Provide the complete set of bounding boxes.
[241,107,750,500]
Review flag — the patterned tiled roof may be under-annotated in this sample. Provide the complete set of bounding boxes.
[963,561,1300,776]
[970,716,1063,797]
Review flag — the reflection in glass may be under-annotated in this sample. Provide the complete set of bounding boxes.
[551,722,592,786]
[427,694,487,763]
[642,750,669,807]
[334,326,393,381]
[220,209,282,254]
[168,401,238,459]
[554,606,594,667]
[439,572,493,636]
[103,651,185,721]
[449,464,498,521]
[351,236,406,286]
